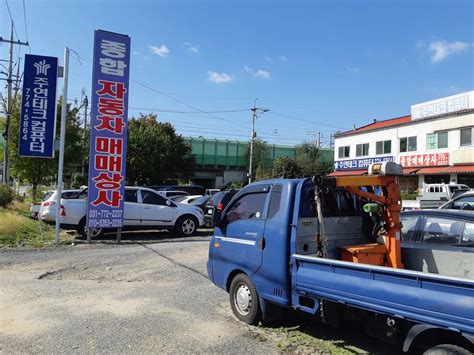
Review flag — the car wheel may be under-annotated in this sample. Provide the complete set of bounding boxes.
[78,218,104,239]
[175,215,198,236]
[229,273,262,325]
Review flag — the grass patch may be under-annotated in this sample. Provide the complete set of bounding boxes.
[0,207,73,248]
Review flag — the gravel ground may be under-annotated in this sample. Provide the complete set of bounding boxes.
[0,231,395,354]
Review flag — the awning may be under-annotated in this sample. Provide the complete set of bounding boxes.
[403,168,419,175]
[416,165,474,175]
[328,170,367,176]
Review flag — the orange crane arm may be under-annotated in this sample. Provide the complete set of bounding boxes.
[329,175,404,269]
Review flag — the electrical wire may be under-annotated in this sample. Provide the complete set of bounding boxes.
[269,110,348,130]
[22,0,31,53]
[130,79,249,130]
[4,0,21,42]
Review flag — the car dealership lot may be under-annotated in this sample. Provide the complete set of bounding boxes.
[0,231,389,354]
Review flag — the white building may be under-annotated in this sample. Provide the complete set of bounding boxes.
[332,91,474,191]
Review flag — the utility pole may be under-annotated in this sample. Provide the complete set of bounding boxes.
[0,22,29,184]
[248,98,269,184]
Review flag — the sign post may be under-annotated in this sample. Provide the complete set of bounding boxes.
[54,47,70,245]
[86,30,131,243]
[19,54,58,158]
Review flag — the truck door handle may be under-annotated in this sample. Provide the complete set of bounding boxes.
[258,238,265,250]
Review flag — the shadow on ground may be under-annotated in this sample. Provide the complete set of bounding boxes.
[256,308,402,354]
[66,229,213,245]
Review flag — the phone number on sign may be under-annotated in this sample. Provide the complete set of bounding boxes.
[88,209,123,219]
[88,218,123,228]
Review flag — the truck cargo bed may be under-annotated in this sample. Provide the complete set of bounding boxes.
[293,254,474,335]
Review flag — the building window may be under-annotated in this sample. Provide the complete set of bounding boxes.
[338,146,350,158]
[376,140,391,155]
[356,143,369,157]
[438,131,448,148]
[460,128,472,146]
[400,136,417,152]
[426,133,436,150]
[427,132,448,150]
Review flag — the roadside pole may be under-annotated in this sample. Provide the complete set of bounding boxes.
[54,47,70,245]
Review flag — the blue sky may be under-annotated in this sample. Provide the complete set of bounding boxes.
[1,0,473,146]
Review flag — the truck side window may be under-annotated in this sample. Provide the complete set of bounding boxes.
[226,193,267,223]
[268,185,282,219]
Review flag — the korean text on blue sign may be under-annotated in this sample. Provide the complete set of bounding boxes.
[334,156,394,171]
[19,54,58,158]
[87,30,130,229]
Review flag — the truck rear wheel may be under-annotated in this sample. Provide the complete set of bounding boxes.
[423,344,471,355]
[229,273,262,325]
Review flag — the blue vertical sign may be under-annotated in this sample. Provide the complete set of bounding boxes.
[19,54,58,158]
[87,30,130,229]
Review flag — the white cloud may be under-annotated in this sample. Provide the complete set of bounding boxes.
[243,66,271,79]
[148,44,170,57]
[255,69,271,79]
[426,40,472,63]
[208,71,233,83]
[184,42,200,54]
[278,55,288,62]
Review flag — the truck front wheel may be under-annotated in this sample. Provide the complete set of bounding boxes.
[423,344,471,355]
[229,273,262,325]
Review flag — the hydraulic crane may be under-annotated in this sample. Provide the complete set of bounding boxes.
[314,162,405,269]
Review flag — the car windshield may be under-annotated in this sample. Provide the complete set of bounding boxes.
[171,195,188,203]
[208,192,225,206]
[191,196,209,205]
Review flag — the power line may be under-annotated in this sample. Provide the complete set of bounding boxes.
[4,0,21,43]
[269,110,349,130]
[130,79,249,130]
[22,0,30,53]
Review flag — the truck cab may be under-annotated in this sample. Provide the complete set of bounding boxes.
[207,168,474,353]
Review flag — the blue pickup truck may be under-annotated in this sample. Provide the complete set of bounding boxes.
[207,177,474,353]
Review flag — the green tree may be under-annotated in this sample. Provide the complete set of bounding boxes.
[255,162,271,181]
[295,142,333,177]
[8,97,85,199]
[245,138,268,180]
[271,156,301,178]
[126,113,194,185]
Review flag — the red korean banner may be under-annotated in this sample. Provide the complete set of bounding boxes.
[399,153,449,167]
[86,30,130,229]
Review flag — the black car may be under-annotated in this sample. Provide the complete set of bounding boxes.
[400,209,474,279]
[204,190,239,227]
[189,195,211,212]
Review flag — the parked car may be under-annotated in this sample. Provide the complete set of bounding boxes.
[147,185,205,196]
[401,209,474,279]
[59,187,204,238]
[156,190,189,199]
[188,195,211,213]
[170,195,203,205]
[205,189,220,196]
[37,189,82,221]
[439,191,474,210]
[419,183,470,209]
[204,190,239,227]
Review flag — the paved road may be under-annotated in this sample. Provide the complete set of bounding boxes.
[0,231,393,354]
